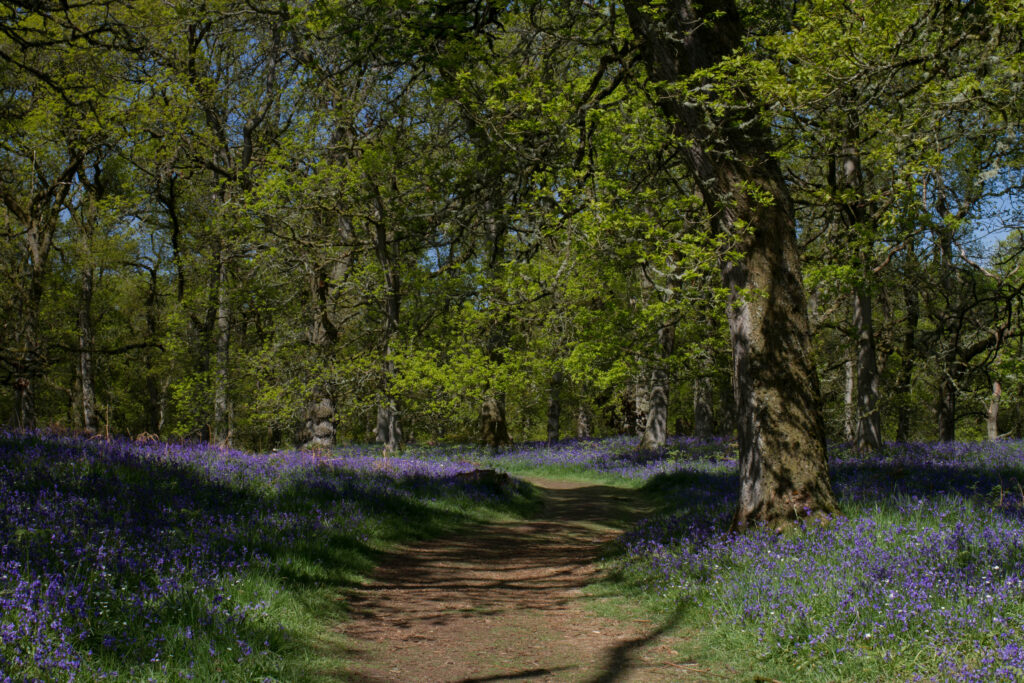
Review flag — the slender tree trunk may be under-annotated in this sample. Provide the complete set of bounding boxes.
[853,288,882,450]
[78,266,97,434]
[717,374,735,438]
[895,281,919,441]
[626,0,837,528]
[987,380,1001,441]
[937,355,961,442]
[212,252,231,444]
[374,221,403,454]
[834,129,882,451]
[547,370,563,444]
[843,357,856,442]
[640,322,674,449]
[693,375,715,438]
[13,264,45,430]
[13,377,34,429]
[144,267,162,435]
[633,381,649,438]
[375,398,402,453]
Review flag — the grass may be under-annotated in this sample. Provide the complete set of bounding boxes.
[7,431,1023,681]
[0,431,538,682]
[597,439,1024,682]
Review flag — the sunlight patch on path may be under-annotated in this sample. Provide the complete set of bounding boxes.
[335,477,692,682]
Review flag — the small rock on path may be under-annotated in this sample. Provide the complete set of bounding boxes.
[337,477,693,682]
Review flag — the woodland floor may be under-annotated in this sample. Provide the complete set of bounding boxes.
[332,477,711,682]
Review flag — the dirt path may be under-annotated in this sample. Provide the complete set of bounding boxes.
[337,477,694,682]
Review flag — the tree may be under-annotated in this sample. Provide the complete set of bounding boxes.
[624,0,837,527]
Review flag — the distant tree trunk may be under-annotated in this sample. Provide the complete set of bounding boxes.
[305,396,335,449]
[481,394,510,449]
[375,400,402,453]
[640,322,674,450]
[374,220,403,454]
[212,252,231,444]
[693,375,715,438]
[987,380,1001,441]
[632,382,649,437]
[834,127,882,451]
[627,0,837,529]
[895,282,919,442]
[576,402,591,438]
[853,285,882,450]
[13,261,45,430]
[843,357,856,442]
[937,355,962,442]
[547,370,563,443]
[78,265,97,434]
[304,263,338,449]
[144,266,163,435]
[717,374,735,438]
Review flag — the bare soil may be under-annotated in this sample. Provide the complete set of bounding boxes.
[336,477,703,682]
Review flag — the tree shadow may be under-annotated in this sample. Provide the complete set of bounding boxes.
[580,602,689,683]
[0,433,532,679]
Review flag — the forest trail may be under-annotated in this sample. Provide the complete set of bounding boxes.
[335,477,698,683]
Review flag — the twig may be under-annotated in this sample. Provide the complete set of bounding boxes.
[664,662,730,679]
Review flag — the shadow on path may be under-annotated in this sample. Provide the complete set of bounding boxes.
[336,477,691,682]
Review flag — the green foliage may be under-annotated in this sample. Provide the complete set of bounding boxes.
[0,0,1021,444]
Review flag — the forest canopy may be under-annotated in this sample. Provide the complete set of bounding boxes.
[1,0,1022,455]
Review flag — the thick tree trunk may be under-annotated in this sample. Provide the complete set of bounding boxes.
[306,397,335,449]
[693,375,715,438]
[626,0,837,528]
[639,371,667,449]
[640,322,674,450]
[721,177,837,527]
[853,287,882,451]
[547,370,563,443]
[375,399,402,453]
[212,253,231,444]
[481,393,510,449]
[78,266,97,434]
[304,263,338,449]
[987,381,1001,441]
[896,282,919,441]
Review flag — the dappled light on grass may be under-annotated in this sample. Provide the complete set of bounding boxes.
[614,439,1024,682]
[0,431,529,681]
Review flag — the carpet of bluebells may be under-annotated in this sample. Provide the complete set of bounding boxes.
[0,431,526,682]
[6,431,1024,682]
[510,436,1024,681]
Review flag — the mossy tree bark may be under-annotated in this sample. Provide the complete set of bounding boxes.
[625,0,837,528]
[640,322,674,450]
